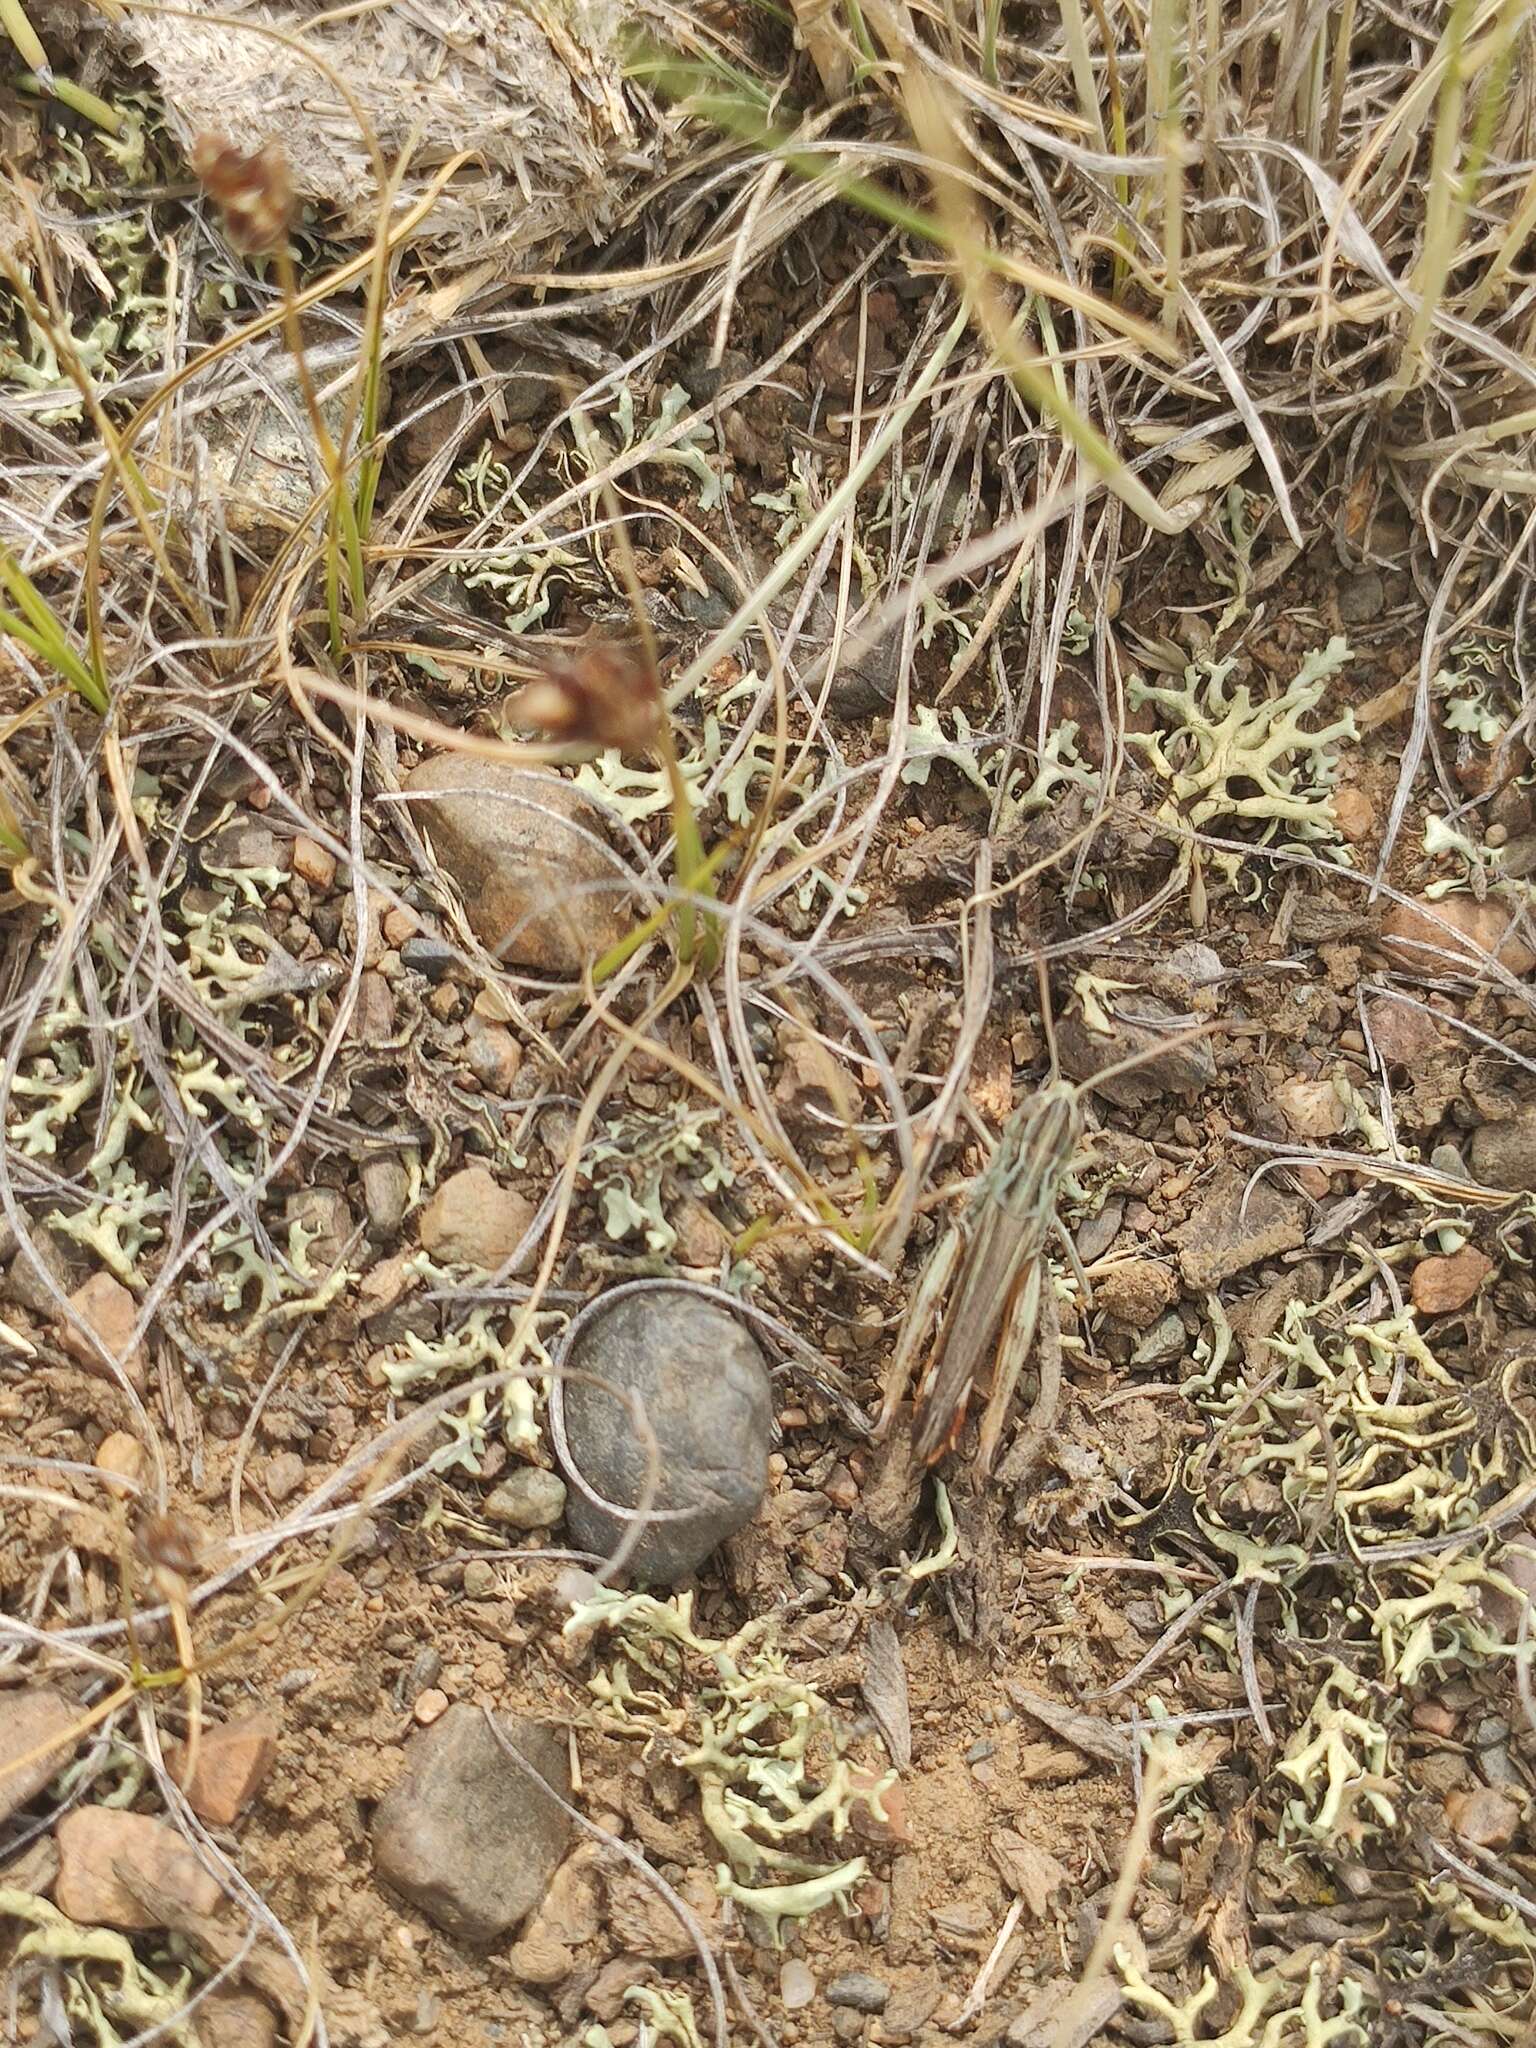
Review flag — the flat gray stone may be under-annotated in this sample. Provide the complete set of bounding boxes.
[371,1702,570,1943]
[556,1287,772,1583]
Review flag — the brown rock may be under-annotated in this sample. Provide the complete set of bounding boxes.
[0,1687,79,1826]
[1412,1699,1458,1738]
[507,1925,574,1985]
[1410,1245,1493,1315]
[1271,1076,1348,1142]
[169,1715,278,1826]
[285,1186,353,1274]
[1332,785,1375,843]
[291,834,336,889]
[418,1164,534,1272]
[54,1807,224,1928]
[1172,1165,1306,1291]
[465,1018,522,1093]
[351,969,395,1046]
[61,1272,147,1391]
[671,1197,730,1270]
[585,1956,655,2023]
[810,314,891,399]
[263,1450,305,1505]
[1093,1258,1177,1331]
[195,1991,279,2048]
[403,757,631,972]
[606,1865,716,1961]
[1471,1111,1536,1192]
[94,1430,143,1497]
[1381,893,1535,976]
[1444,1786,1521,1850]
[1365,994,1442,1065]
[382,904,420,947]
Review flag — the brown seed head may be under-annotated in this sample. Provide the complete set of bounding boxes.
[191,133,294,254]
[136,1510,202,1581]
[509,644,661,752]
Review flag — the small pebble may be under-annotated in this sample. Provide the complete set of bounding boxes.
[94,1430,143,1497]
[264,1451,306,1504]
[484,1466,568,1531]
[1445,1785,1520,1849]
[825,1972,890,2015]
[462,1558,499,1598]
[383,905,420,947]
[965,1738,997,1764]
[1332,785,1376,843]
[413,1688,450,1725]
[400,934,458,982]
[1410,1245,1493,1315]
[1412,1699,1457,1738]
[291,834,336,889]
[781,1960,816,2011]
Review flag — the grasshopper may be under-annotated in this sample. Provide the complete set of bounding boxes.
[876,1078,1083,1475]
[876,1007,1211,1476]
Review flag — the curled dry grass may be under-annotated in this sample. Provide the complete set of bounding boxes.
[2,0,1536,2041]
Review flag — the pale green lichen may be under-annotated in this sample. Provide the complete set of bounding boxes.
[378,1277,557,1458]
[565,1585,893,1944]
[582,1107,732,1254]
[1277,1663,1396,1846]
[1128,638,1357,898]
[900,709,1098,824]
[1116,1949,1368,2048]
[0,1888,196,2046]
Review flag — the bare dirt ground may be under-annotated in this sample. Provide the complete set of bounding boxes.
[4,5,1536,2047]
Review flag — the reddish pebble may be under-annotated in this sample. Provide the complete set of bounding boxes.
[1382,893,1536,976]
[291,833,336,889]
[382,905,420,947]
[413,1687,450,1725]
[822,1462,858,1511]
[1445,1786,1520,1849]
[1412,1699,1457,1738]
[170,1713,278,1826]
[55,1807,223,1928]
[777,1406,809,1430]
[61,1273,147,1392]
[1411,1245,1493,1315]
[1332,786,1375,843]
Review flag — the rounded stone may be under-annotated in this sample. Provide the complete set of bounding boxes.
[485,1466,568,1531]
[554,1286,773,1583]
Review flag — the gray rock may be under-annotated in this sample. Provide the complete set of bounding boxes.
[1471,1110,1536,1191]
[827,1972,889,2014]
[403,758,631,973]
[5,1226,88,1315]
[1057,994,1214,1109]
[203,816,289,873]
[485,1467,567,1531]
[400,934,458,982]
[361,1156,410,1240]
[371,1702,570,1943]
[555,1287,773,1583]
[1337,569,1385,626]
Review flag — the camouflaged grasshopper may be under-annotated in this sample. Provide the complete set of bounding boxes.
[876,1006,1210,1476]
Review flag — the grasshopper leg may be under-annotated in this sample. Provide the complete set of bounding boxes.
[876,1222,965,1440]
[975,1259,1045,1477]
